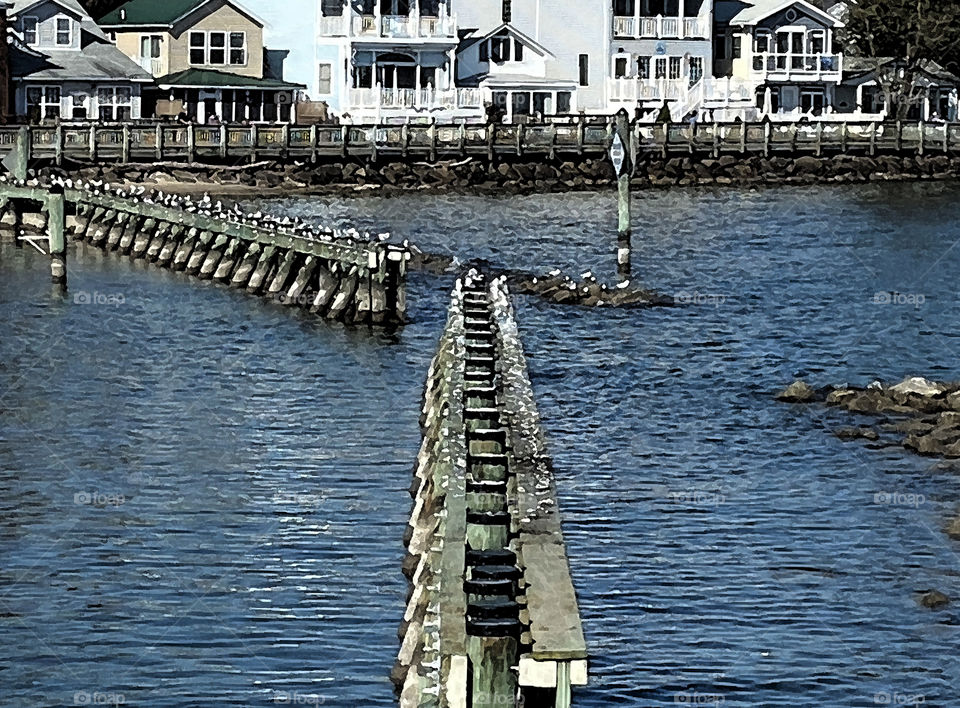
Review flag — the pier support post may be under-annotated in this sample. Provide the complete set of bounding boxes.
[47,188,66,288]
[613,109,633,282]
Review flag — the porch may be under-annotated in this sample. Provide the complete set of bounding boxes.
[318,0,456,40]
[611,0,710,39]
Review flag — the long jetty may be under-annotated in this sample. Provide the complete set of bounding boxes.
[396,271,587,707]
[1,119,957,166]
[0,179,409,325]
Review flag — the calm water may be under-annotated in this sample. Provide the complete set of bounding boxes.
[3,182,960,707]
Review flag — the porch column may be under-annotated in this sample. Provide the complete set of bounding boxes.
[923,89,931,120]
[215,90,223,122]
[763,86,771,115]
[856,83,864,113]
[678,0,684,37]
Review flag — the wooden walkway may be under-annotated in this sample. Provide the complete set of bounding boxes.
[2,119,959,166]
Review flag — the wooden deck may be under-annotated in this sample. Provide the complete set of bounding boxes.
[4,119,959,166]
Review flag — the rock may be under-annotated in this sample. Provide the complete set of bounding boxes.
[918,590,950,609]
[793,155,822,175]
[826,389,857,405]
[834,427,879,442]
[777,380,817,403]
[947,517,960,539]
[890,377,946,398]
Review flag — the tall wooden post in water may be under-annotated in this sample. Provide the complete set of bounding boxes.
[47,186,66,288]
[612,109,633,282]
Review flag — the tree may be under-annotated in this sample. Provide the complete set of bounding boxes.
[841,0,960,118]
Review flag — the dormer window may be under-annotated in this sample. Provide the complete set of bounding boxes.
[23,17,38,45]
[479,32,524,63]
[56,18,71,45]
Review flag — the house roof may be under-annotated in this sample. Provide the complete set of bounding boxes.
[459,23,555,60]
[11,0,85,17]
[10,39,154,82]
[726,0,843,27]
[99,0,263,29]
[156,68,303,89]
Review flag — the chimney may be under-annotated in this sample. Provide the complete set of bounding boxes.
[0,2,10,124]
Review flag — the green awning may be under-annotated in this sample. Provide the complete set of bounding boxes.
[155,68,304,90]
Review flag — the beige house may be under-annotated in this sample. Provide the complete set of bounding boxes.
[99,0,301,123]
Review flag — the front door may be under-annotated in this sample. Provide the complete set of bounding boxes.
[780,86,799,112]
[800,89,825,116]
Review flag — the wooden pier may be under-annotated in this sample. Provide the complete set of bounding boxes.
[3,119,960,166]
[396,271,587,707]
[0,181,409,325]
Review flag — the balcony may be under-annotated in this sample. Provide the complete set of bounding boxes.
[608,77,754,105]
[750,52,843,81]
[612,15,709,40]
[349,86,482,110]
[319,12,456,39]
[138,57,164,75]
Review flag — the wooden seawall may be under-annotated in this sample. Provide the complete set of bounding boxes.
[3,119,959,166]
[0,180,409,325]
[396,271,587,707]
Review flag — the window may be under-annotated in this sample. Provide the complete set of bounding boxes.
[229,32,246,65]
[502,0,511,23]
[755,30,770,53]
[614,56,628,79]
[491,36,510,62]
[688,56,703,84]
[637,56,650,79]
[809,31,824,55]
[98,86,132,121]
[668,56,681,79]
[578,54,589,86]
[732,35,741,59]
[27,86,61,120]
[23,17,38,45]
[71,93,87,119]
[557,91,571,114]
[654,57,666,79]
[140,35,161,58]
[189,32,205,64]
[318,63,332,94]
[56,18,71,45]
[209,32,226,64]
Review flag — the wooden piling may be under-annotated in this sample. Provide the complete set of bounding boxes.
[614,109,632,282]
[47,188,66,288]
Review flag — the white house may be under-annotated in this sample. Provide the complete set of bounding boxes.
[8,0,152,121]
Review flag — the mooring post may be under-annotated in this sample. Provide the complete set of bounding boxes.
[15,126,29,181]
[47,186,66,288]
[612,108,632,282]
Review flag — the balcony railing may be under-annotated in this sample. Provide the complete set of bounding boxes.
[318,12,456,39]
[613,14,709,39]
[138,57,163,75]
[751,52,842,78]
[349,87,482,110]
[608,77,754,105]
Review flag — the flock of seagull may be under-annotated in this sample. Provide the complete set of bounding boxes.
[0,174,395,247]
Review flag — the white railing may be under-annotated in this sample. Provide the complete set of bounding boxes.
[319,14,348,36]
[751,53,843,78]
[609,77,756,106]
[349,87,481,110]
[138,57,163,75]
[346,12,456,39]
[607,78,685,102]
[613,14,709,39]
[702,77,754,104]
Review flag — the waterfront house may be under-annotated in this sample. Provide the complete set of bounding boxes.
[98,0,303,123]
[713,0,845,119]
[456,0,610,121]
[834,58,960,122]
[7,0,152,122]
[314,0,476,123]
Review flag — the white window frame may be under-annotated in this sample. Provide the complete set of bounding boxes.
[755,29,772,54]
[23,16,38,45]
[26,85,61,119]
[668,56,681,80]
[55,17,72,46]
[318,63,333,94]
[228,31,247,66]
[613,55,629,79]
[189,31,235,66]
[97,86,133,122]
[140,33,162,59]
